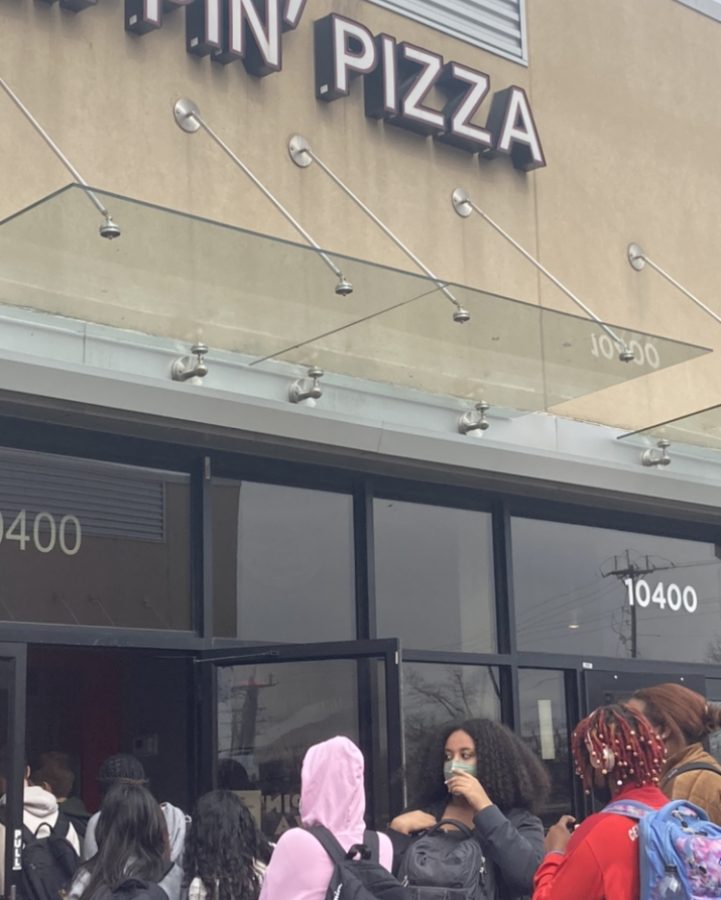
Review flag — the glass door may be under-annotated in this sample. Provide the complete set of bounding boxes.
[0,644,26,900]
[584,668,704,714]
[197,640,402,837]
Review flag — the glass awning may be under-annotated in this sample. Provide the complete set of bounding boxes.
[0,184,710,412]
[619,405,721,460]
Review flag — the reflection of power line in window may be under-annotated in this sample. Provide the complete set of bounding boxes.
[517,581,621,632]
[523,552,720,623]
[518,551,672,626]
[518,545,652,613]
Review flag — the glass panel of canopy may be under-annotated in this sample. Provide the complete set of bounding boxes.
[619,405,721,462]
[0,184,709,412]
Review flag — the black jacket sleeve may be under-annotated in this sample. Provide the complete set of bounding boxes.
[472,806,545,897]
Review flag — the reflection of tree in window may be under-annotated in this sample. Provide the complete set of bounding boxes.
[402,665,500,803]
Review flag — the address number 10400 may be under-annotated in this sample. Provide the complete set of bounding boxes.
[0,510,82,556]
[623,578,698,614]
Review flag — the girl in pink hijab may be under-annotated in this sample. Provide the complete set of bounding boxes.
[259,736,393,900]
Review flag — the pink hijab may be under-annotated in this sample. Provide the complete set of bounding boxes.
[259,736,393,900]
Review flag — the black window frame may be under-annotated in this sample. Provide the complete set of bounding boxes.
[3,411,721,824]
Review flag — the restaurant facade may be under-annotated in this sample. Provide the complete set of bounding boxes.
[0,0,720,878]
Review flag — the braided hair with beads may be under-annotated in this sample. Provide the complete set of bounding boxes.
[571,703,666,794]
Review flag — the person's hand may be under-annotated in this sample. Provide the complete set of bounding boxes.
[388,810,437,834]
[544,815,576,854]
[444,770,493,812]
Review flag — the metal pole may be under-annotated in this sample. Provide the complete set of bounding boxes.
[173,100,349,287]
[455,190,633,360]
[289,135,469,321]
[0,77,116,226]
[628,244,721,327]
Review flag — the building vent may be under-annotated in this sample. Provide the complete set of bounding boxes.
[366,0,527,63]
[0,454,166,542]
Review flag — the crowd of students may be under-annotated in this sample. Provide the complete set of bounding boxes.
[6,682,721,900]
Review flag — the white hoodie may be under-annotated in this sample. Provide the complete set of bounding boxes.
[0,784,81,891]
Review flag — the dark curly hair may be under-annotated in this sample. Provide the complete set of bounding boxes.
[409,719,551,815]
[183,790,264,900]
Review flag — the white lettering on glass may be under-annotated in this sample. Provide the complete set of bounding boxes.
[590,333,661,368]
[624,578,698,614]
[0,510,82,557]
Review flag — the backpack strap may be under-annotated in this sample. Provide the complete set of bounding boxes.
[306,825,351,864]
[54,813,71,840]
[661,762,721,788]
[362,830,380,863]
[307,826,379,863]
[603,800,655,820]
[424,818,475,839]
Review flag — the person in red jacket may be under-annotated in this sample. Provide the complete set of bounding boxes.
[533,703,668,900]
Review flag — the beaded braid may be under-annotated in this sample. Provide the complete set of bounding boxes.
[571,703,666,794]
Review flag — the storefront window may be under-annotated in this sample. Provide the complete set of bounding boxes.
[518,669,572,825]
[374,500,496,652]
[401,662,500,805]
[212,481,355,641]
[0,449,191,629]
[513,517,721,662]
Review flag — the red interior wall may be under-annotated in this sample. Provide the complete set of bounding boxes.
[27,648,123,813]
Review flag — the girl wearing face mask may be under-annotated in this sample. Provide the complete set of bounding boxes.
[389,719,549,900]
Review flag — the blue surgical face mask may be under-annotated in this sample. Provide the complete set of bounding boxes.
[443,759,477,781]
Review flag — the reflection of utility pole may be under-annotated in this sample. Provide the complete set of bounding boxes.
[601,550,659,658]
[231,677,276,755]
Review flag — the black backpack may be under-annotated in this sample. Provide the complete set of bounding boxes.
[16,814,79,900]
[307,825,408,899]
[100,878,168,900]
[396,819,488,900]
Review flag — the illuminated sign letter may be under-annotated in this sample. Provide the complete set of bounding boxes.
[187,0,223,55]
[487,86,546,171]
[282,0,306,30]
[212,0,282,74]
[438,62,492,154]
[364,34,398,119]
[126,0,190,35]
[315,14,377,101]
[391,43,445,136]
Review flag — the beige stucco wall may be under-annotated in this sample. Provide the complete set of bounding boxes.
[0,0,718,429]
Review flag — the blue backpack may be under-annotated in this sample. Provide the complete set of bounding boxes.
[606,798,721,898]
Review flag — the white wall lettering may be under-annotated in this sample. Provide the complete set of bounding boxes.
[364,33,398,119]
[438,62,492,153]
[211,0,282,74]
[38,2,545,173]
[282,0,306,31]
[315,14,377,100]
[126,0,190,35]
[487,86,545,171]
[314,13,545,172]
[394,43,445,136]
[186,0,222,55]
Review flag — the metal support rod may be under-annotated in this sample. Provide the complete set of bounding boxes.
[0,76,114,223]
[453,189,633,359]
[173,100,347,285]
[289,135,469,321]
[628,244,721,327]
